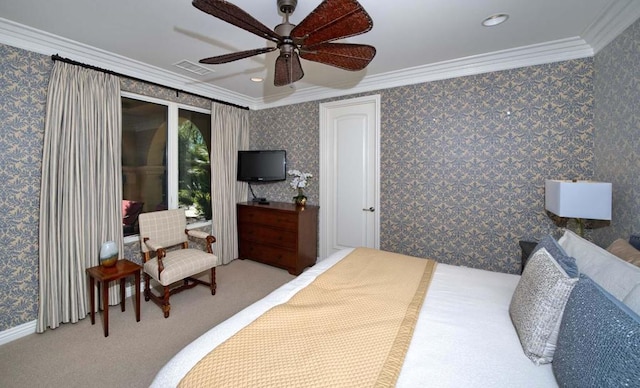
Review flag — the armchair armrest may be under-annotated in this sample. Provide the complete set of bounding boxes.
[186,230,216,254]
[186,230,214,240]
[144,239,164,252]
[142,238,167,277]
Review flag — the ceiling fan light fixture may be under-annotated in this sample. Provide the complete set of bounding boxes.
[482,13,509,27]
[192,0,375,87]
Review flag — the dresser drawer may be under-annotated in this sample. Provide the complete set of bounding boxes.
[238,208,297,231]
[239,241,297,268]
[237,202,319,275]
[238,223,297,247]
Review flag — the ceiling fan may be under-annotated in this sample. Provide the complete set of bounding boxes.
[192,0,376,86]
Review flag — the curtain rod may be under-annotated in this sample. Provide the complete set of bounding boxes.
[51,54,250,111]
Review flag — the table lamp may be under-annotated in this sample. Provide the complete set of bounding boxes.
[545,179,612,237]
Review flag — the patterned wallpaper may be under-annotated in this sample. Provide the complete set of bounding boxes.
[384,62,598,272]
[252,59,595,274]
[249,102,320,204]
[0,46,50,331]
[592,18,640,246]
[120,78,211,110]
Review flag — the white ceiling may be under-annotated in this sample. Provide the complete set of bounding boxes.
[1,0,639,109]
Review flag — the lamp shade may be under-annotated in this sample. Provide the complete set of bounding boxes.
[545,180,612,220]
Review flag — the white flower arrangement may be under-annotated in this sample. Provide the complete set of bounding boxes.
[288,169,313,190]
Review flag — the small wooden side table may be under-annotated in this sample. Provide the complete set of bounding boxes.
[86,259,142,337]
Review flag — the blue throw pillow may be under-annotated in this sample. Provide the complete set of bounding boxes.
[531,235,579,278]
[630,234,640,251]
[553,275,640,387]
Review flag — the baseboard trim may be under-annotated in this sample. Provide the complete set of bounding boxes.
[0,320,37,346]
[0,283,144,346]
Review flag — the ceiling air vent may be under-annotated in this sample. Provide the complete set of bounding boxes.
[173,60,213,76]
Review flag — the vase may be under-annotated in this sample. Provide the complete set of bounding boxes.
[293,188,307,207]
[99,241,119,267]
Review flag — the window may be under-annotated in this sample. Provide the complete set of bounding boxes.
[178,108,212,220]
[121,94,211,236]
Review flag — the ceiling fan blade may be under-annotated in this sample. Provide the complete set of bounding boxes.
[300,43,375,71]
[290,0,373,46]
[192,0,281,43]
[274,52,304,87]
[199,47,277,64]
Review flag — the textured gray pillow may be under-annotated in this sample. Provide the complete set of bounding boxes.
[623,284,640,315]
[553,275,640,387]
[509,248,578,365]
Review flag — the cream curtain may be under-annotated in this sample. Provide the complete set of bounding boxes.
[37,62,123,332]
[210,102,249,264]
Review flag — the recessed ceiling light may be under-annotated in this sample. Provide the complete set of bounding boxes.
[250,77,264,82]
[482,13,509,27]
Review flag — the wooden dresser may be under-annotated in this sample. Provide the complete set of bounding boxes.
[237,201,319,275]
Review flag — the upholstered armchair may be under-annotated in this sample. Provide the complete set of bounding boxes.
[138,209,219,318]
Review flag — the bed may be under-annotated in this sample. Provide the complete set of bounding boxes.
[151,230,640,387]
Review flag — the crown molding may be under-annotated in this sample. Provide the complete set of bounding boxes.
[0,14,622,111]
[255,37,594,109]
[0,17,255,108]
[581,0,640,53]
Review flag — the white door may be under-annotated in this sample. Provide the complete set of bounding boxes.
[319,95,380,259]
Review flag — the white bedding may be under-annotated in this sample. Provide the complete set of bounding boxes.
[151,248,557,387]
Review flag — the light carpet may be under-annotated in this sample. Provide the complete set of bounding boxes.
[0,259,295,388]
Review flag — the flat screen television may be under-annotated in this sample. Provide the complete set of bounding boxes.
[237,150,287,182]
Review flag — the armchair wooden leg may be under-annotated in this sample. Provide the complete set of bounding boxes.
[210,267,217,295]
[162,286,171,318]
[144,273,151,302]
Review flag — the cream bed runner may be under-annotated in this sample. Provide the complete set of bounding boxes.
[179,247,436,388]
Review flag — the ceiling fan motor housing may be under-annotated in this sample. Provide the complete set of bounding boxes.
[275,22,295,37]
[278,0,297,14]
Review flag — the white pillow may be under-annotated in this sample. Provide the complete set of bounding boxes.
[558,229,640,301]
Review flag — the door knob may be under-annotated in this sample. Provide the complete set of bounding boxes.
[362,207,375,212]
